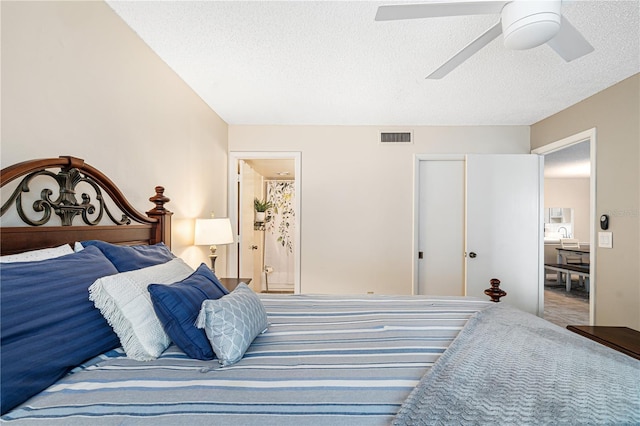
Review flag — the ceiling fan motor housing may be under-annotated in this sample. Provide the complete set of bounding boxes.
[502,0,562,50]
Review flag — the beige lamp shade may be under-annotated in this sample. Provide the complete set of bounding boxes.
[194,218,234,246]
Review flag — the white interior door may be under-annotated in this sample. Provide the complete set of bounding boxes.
[418,158,465,296]
[239,161,255,285]
[465,154,543,315]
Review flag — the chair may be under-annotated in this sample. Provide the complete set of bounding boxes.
[560,239,583,264]
[560,238,587,288]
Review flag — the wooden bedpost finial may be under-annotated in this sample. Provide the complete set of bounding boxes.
[146,186,172,248]
[484,278,506,302]
[149,186,170,212]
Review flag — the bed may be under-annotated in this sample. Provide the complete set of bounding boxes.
[1,157,638,425]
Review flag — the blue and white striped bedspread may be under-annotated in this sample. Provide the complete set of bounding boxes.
[2,295,491,425]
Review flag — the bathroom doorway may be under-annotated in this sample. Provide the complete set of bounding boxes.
[227,152,301,294]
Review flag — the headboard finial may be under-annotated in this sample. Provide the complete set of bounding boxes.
[149,186,170,212]
[484,278,507,302]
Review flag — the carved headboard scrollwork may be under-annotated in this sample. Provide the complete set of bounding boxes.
[2,159,132,227]
[0,156,172,255]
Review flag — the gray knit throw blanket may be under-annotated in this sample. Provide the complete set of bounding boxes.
[393,303,640,425]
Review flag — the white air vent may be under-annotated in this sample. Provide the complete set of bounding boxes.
[379,131,413,144]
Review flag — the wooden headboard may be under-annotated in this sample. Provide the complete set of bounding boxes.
[0,156,172,255]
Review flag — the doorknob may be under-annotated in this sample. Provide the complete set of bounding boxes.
[250,245,259,250]
[469,252,477,258]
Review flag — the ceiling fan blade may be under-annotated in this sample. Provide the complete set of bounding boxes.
[375,1,508,21]
[427,21,502,79]
[546,16,594,62]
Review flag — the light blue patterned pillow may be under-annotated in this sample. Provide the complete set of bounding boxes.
[196,283,268,366]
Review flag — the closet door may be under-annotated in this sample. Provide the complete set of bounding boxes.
[465,154,543,315]
[417,154,542,315]
[418,158,465,296]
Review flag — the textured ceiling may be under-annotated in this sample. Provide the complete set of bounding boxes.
[245,159,296,180]
[543,140,590,178]
[107,1,639,126]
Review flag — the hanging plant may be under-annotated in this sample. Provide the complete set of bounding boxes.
[254,198,273,212]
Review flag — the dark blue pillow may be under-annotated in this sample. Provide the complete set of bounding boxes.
[81,240,174,272]
[148,264,229,360]
[0,246,120,415]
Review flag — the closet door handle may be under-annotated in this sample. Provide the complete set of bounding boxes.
[250,245,259,250]
[468,252,477,258]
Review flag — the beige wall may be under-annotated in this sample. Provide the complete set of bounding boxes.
[9,0,627,318]
[545,178,590,243]
[1,1,230,273]
[531,74,640,329]
[229,125,530,295]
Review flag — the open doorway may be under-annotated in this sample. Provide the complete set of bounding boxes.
[533,128,596,326]
[227,152,301,294]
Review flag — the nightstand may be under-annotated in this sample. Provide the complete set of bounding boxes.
[219,278,252,292]
[567,325,640,360]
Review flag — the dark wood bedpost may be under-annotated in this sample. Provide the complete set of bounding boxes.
[147,186,173,248]
[484,278,507,302]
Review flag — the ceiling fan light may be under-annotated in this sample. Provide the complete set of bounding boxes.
[502,1,561,50]
[504,17,560,49]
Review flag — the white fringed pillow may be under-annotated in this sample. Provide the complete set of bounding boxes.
[0,244,74,263]
[89,258,194,361]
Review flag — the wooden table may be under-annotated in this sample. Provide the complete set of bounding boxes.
[567,325,640,360]
[555,246,590,263]
[219,278,252,292]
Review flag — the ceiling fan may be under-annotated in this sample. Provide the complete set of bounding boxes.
[375,0,594,79]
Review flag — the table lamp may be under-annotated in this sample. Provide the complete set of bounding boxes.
[194,217,234,273]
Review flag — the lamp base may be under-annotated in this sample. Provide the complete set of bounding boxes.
[209,254,218,274]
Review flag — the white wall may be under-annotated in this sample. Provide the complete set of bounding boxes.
[1,1,230,273]
[230,125,530,295]
[0,1,535,297]
[544,178,590,243]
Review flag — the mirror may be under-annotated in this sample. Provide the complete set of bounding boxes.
[544,208,574,240]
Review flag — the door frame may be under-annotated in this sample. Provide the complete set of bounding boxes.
[228,151,302,294]
[532,127,597,325]
[412,154,465,295]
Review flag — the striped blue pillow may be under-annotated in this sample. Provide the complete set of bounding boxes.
[148,264,229,360]
[0,246,120,415]
[81,240,174,272]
